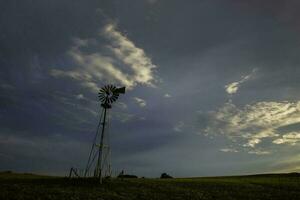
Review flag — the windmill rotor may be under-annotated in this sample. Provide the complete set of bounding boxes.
[98,85,125,108]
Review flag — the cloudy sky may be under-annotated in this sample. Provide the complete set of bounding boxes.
[1,0,300,177]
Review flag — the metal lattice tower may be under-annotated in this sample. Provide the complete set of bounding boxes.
[84,85,125,183]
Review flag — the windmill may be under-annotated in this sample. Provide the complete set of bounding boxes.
[84,85,125,183]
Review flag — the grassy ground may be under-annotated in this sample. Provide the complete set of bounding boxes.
[0,172,299,200]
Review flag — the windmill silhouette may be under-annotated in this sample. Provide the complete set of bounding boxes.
[84,85,125,183]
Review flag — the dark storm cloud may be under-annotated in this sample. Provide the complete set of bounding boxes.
[0,0,165,175]
[0,0,114,133]
[1,0,300,177]
[0,0,103,173]
[0,0,116,98]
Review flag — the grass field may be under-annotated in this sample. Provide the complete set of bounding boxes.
[0,172,299,200]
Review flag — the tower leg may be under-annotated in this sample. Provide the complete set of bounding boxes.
[97,107,108,183]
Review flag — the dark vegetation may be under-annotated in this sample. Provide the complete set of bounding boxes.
[160,172,173,179]
[117,174,138,179]
[0,171,299,200]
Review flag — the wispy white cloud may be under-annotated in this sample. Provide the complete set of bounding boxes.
[116,102,128,110]
[104,24,157,88]
[75,94,84,100]
[225,82,240,94]
[164,93,171,98]
[173,121,185,132]
[112,111,135,123]
[248,149,271,155]
[225,68,257,95]
[134,97,147,107]
[220,148,238,153]
[50,23,157,93]
[273,132,300,145]
[50,92,98,118]
[201,100,300,154]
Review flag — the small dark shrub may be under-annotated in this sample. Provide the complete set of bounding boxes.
[160,173,173,179]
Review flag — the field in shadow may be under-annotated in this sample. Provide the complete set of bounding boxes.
[0,172,299,200]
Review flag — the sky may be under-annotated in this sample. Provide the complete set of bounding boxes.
[1,0,300,177]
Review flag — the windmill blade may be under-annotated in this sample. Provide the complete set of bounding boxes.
[99,96,107,101]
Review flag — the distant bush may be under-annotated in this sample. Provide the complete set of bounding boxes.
[160,173,173,179]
